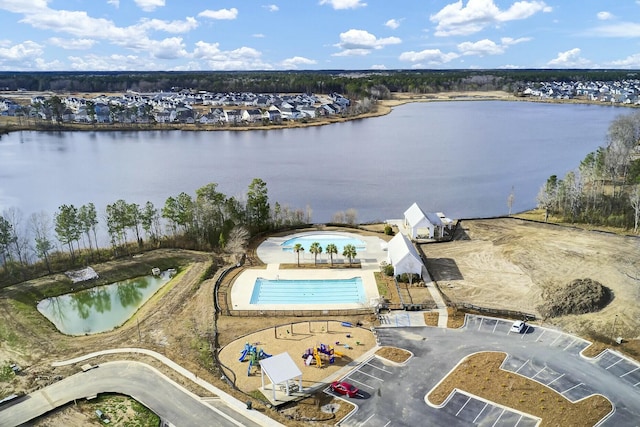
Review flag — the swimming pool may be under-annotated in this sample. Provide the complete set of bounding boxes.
[281,233,366,253]
[250,277,366,304]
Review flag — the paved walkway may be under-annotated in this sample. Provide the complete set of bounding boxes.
[51,348,284,427]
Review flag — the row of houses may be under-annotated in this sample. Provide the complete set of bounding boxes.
[0,90,351,125]
[520,79,640,105]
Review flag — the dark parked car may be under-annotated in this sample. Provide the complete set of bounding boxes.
[330,381,359,397]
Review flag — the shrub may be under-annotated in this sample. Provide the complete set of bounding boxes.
[384,264,395,277]
[384,225,394,236]
[396,273,420,283]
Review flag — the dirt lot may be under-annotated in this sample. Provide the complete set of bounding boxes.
[422,218,640,341]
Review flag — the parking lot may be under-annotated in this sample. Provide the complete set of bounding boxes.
[595,350,640,389]
[323,315,640,426]
[463,315,590,356]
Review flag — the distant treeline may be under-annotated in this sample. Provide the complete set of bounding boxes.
[1,69,638,98]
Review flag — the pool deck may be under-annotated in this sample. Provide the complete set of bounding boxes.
[231,232,389,311]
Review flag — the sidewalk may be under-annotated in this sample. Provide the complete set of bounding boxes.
[53,348,285,427]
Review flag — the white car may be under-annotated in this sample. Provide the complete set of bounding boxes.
[510,320,526,334]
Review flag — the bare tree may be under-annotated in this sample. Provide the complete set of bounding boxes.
[29,211,55,274]
[630,184,640,234]
[3,207,28,266]
[507,186,515,215]
[345,208,358,225]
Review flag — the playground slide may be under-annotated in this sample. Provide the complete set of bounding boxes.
[333,350,344,357]
[259,350,272,359]
[306,355,313,366]
[239,349,249,362]
[314,352,322,368]
[247,359,253,376]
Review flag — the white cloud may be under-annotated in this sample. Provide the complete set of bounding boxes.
[107,0,119,8]
[547,48,591,68]
[591,22,640,37]
[137,17,198,33]
[198,8,238,20]
[458,39,504,56]
[147,37,188,59]
[253,33,265,38]
[281,56,317,68]
[48,37,96,50]
[430,0,551,37]
[192,41,272,70]
[319,0,366,10]
[333,29,401,56]
[399,49,459,64]
[458,36,530,56]
[264,4,279,12]
[134,0,165,12]
[0,0,48,14]
[371,64,387,69]
[0,40,42,60]
[597,11,614,20]
[68,53,151,71]
[385,19,401,30]
[608,54,640,68]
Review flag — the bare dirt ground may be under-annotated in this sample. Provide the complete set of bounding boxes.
[422,218,640,343]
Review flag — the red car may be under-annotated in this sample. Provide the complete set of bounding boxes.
[330,381,359,398]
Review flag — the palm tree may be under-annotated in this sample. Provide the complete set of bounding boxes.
[326,243,338,266]
[342,244,357,267]
[309,242,323,265]
[294,243,304,267]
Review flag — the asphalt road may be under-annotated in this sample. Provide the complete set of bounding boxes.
[0,361,263,427]
[336,317,640,427]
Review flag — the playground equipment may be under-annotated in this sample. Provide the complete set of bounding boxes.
[239,343,272,376]
[302,344,344,367]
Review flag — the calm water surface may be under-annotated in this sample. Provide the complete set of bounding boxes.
[36,273,172,335]
[0,102,625,236]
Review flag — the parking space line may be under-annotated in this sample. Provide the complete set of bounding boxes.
[478,317,484,330]
[561,383,583,395]
[515,360,529,374]
[383,421,390,427]
[514,414,523,427]
[473,402,488,423]
[361,413,375,425]
[563,338,577,351]
[550,334,562,346]
[621,367,639,378]
[546,373,564,386]
[522,325,533,337]
[535,330,546,342]
[347,377,375,389]
[356,370,384,382]
[491,408,505,427]
[492,321,499,333]
[634,381,640,387]
[455,396,471,416]
[606,358,623,370]
[531,366,546,380]
[365,362,391,374]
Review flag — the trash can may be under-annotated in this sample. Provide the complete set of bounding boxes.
[246,400,252,410]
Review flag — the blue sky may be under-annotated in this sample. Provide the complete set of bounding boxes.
[0,0,639,71]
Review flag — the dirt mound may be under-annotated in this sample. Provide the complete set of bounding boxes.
[539,278,612,318]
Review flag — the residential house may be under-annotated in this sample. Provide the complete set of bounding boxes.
[386,233,425,278]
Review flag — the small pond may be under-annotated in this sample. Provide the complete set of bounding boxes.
[37,271,174,335]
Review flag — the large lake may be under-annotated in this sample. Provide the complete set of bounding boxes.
[0,101,625,237]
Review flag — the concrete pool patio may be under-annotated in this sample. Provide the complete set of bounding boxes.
[230,231,389,312]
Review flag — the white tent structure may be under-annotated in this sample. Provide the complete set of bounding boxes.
[403,203,448,239]
[259,353,303,402]
[387,233,425,278]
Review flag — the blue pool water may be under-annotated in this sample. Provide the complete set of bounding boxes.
[250,277,366,304]
[281,234,366,253]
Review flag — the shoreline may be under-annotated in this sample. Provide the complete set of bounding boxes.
[1,90,637,135]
